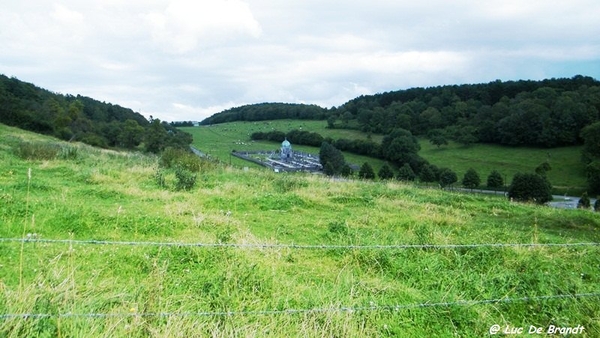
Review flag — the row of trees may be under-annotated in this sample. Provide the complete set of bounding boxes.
[0,75,192,153]
[200,103,327,125]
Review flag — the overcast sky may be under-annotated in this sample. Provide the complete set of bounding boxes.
[2,1,599,122]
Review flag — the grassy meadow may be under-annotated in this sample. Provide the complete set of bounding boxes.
[1,123,599,337]
[183,121,587,194]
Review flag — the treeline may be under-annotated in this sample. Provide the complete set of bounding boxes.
[0,75,191,152]
[200,102,327,125]
[334,75,600,148]
[250,129,381,157]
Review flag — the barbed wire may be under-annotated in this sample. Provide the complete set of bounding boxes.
[1,292,598,320]
[0,237,598,250]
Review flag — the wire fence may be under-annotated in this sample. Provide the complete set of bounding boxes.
[2,293,599,320]
[1,237,599,250]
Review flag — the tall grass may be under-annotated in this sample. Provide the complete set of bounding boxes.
[0,123,599,336]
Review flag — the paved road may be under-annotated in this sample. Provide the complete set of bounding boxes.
[448,187,597,210]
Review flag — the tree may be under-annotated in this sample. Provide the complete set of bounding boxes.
[508,173,553,204]
[358,162,375,179]
[535,162,552,177]
[326,115,336,129]
[418,164,436,186]
[487,170,504,191]
[378,164,394,180]
[340,164,353,177]
[439,168,458,188]
[381,128,420,165]
[462,168,481,190]
[396,163,416,181]
[577,192,591,209]
[144,119,169,153]
[118,119,144,148]
[320,142,345,176]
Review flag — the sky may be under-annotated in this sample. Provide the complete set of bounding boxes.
[2,1,600,122]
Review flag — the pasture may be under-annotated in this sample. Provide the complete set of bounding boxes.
[182,120,587,193]
[1,123,598,337]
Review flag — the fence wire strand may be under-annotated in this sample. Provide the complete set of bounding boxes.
[1,238,598,250]
[1,293,598,320]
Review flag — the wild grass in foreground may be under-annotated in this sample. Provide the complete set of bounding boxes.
[0,124,599,337]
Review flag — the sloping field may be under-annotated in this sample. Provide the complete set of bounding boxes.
[182,121,587,192]
[1,123,599,337]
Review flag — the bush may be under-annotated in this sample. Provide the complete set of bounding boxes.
[508,173,552,204]
[577,192,591,209]
[175,167,197,191]
[14,141,59,160]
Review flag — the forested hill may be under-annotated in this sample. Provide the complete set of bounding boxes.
[0,74,191,152]
[200,102,327,125]
[338,75,600,147]
[201,75,600,148]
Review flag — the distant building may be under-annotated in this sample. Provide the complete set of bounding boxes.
[280,138,292,161]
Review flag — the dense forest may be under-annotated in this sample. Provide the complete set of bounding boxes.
[0,75,191,152]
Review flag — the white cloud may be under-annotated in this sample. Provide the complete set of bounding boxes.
[1,0,599,122]
[144,0,262,53]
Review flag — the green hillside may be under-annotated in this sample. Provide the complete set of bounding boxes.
[1,123,599,336]
[182,121,587,193]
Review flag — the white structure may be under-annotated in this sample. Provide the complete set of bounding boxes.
[280,138,292,161]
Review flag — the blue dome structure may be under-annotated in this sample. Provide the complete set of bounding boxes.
[281,138,292,161]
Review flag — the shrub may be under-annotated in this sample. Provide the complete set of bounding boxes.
[14,141,59,160]
[508,173,552,204]
[175,167,197,191]
[577,192,591,209]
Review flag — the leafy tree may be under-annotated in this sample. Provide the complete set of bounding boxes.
[144,119,169,153]
[396,163,416,181]
[581,122,600,161]
[378,164,394,180]
[327,115,336,129]
[358,162,375,179]
[418,164,436,186]
[585,161,600,194]
[381,128,421,165]
[427,129,449,148]
[439,168,458,188]
[577,192,591,209]
[462,168,481,190]
[320,142,345,176]
[508,173,553,204]
[487,170,504,191]
[535,162,552,177]
[118,119,144,148]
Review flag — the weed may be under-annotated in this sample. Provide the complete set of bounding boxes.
[174,167,197,191]
[14,142,59,160]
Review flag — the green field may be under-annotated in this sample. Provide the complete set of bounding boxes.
[183,121,588,193]
[1,123,599,337]
[182,121,388,172]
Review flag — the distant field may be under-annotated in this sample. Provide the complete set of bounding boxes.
[419,139,587,194]
[182,121,587,193]
[181,121,388,172]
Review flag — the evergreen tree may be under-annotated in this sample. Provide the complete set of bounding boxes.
[340,164,353,177]
[577,192,591,209]
[378,164,394,180]
[508,173,553,204]
[418,164,436,186]
[396,163,416,181]
[319,142,345,176]
[487,170,504,191]
[358,162,375,179]
[439,168,458,188]
[462,168,481,190]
